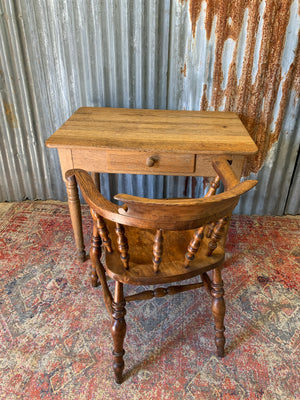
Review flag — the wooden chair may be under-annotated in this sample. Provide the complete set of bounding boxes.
[66,157,257,384]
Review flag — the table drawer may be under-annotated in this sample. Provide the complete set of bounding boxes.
[71,149,195,174]
[107,150,195,174]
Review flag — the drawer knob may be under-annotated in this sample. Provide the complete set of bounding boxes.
[146,157,156,167]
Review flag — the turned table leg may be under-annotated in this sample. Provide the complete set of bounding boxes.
[111,281,126,384]
[211,267,226,357]
[65,174,86,262]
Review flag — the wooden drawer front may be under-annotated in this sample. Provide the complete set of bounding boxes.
[71,149,195,174]
[107,151,195,174]
[194,154,245,177]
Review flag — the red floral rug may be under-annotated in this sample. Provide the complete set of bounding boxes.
[0,201,299,399]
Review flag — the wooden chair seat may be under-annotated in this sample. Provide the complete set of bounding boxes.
[104,221,225,285]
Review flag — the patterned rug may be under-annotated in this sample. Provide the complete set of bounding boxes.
[0,201,299,400]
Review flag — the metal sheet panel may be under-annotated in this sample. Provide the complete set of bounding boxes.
[0,0,171,202]
[285,161,300,215]
[167,0,300,214]
[285,110,300,215]
[0,0,299,214]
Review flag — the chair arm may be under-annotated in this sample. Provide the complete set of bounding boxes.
[212,156,240,190]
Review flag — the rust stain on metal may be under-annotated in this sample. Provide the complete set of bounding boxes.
[200,83,208,110]
[268,33,300,149]
[235,0,294,174]
[180,63,187,77]
[188,0,203,38]
[5,103,17,128]
[185,0,250,40]
[181,0,299,174]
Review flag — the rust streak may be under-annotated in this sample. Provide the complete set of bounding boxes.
[180,62,187,77]
[189,0,204,38]
[5,103,17,128]
[269,31,300,148]
[200,83,208,110]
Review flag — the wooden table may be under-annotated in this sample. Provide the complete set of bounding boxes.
[46,107,257,260]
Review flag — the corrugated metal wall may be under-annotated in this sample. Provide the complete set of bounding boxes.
[0,0,299,214]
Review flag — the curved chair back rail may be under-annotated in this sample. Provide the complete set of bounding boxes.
[65,162,257,231]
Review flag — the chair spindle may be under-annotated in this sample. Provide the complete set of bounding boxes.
[153,229,163,273]
[115,223,129,269]
[90,221,101,287]
[206,217,229,256]
[183,228,204,268]
[206,222,216,238]
[96,215,112,253]
[184,175,221,268]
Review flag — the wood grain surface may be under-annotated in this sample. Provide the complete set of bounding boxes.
[46,107,258,155]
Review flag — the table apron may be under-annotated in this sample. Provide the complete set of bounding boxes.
[58,148,245,179]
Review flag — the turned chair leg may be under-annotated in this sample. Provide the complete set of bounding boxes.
[211,267,226,357]
[111,281,126,384]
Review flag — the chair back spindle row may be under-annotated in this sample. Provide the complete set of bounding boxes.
[68,158,257,276]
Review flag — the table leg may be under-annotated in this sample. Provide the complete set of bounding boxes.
[91,172,101,191]
[65,174,86,262]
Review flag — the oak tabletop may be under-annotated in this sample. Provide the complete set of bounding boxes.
[46,107,258,155]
